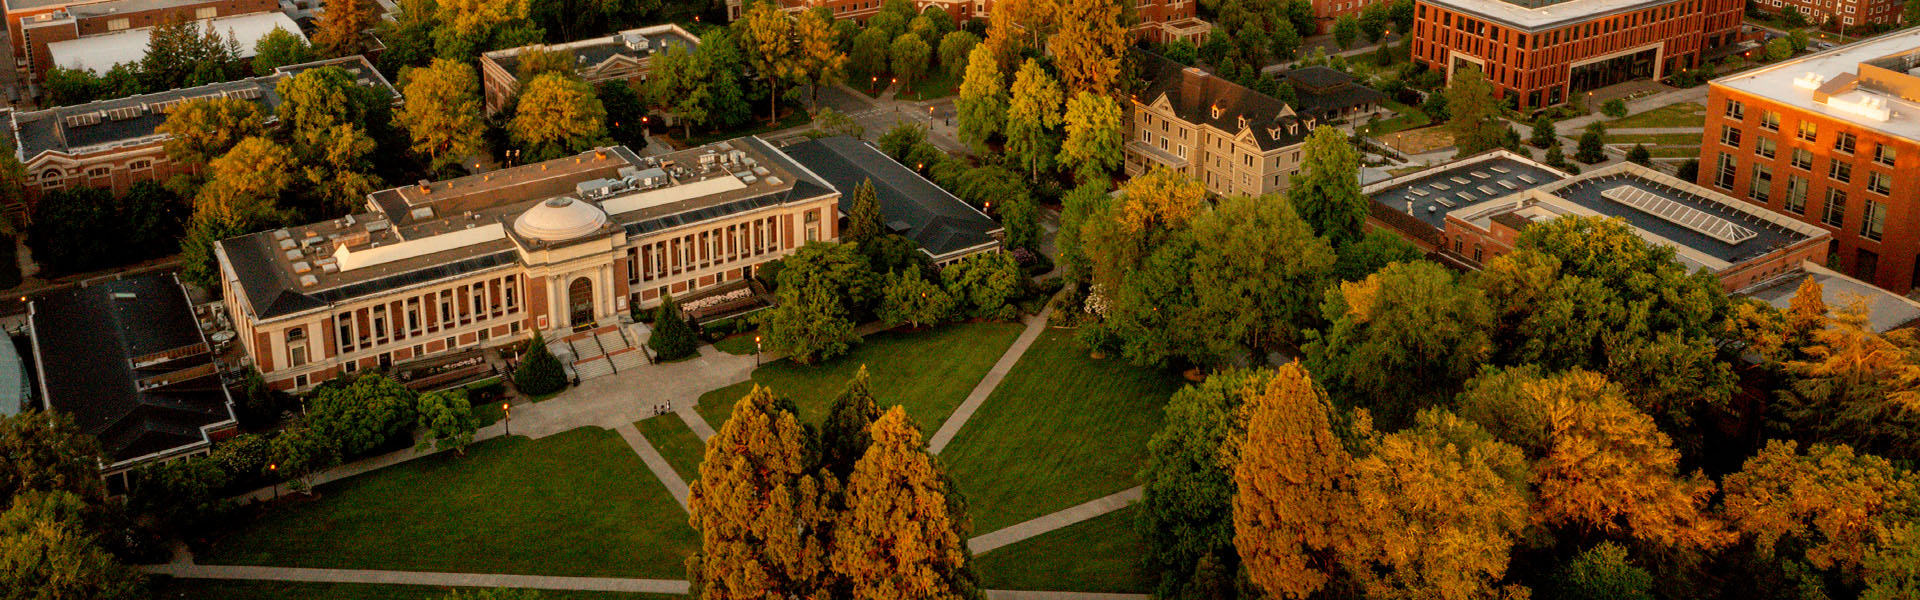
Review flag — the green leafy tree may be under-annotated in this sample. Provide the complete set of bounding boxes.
[1057,91,1124,183]
[1005,58,1064,179]
[879,268,953,328]
[1445,66,1505,157]
[396,58,487,175]
[0,412,105,506]
[1766,37,1794,62]
[1576,121,1607,163]
[647,292,699,361]
[819,366,881,479]
[851,28,892,81]
[942,249,1023,321]
[956,44,1007,152]
[375,0,437,73]
[42,68,105,107]
[252,26,315,74]
[1358,2,1390,41]
[844,178,883,246]
[1530,116,1557,149]
[158,97,266,168]
[938,31,981,80]
[1140,369,1273,600]
[688,385,833,598]
[307,374,420,457]
[1333,14,1360,49]
[1184,193,1335,361]
[597,80,648,150]
[1055,181,1109,285]
[1331,229,1421,282]
[510,72,609,161]
[891,33,932,90]
[1601,98,1629,118]
[1550,542,1654,600]
[735,0,797,122]
[268,422,339,492]
[514,330,568,396]
[29,182,184,275]
[813,107,865,140]
[1287,126,1368,246]
[760,280,858,364]
[996,194,1041,252]
[1626,143,1651,166]
[415,389,478,454]
[0,491,146,600]
[1306,261,1490,427]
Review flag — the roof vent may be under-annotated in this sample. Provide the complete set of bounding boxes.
[624,32,650,51]
[1795,72,1827,90]
[298,274,319,287]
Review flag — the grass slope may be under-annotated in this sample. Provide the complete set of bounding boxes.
[695,322,1025,431]
[972,505,1152,594]
[201,428,697,578]
[1603,102,1706,130]
[940,329,1181,532]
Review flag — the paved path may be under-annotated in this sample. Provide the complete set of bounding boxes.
[1608,127,1703,135]
[1555,86,1709,135]
[615,422,689,510]
[142,564,689,595]
[676,404,717,441]
[968,486,1144,556]
[928,304,1055,454]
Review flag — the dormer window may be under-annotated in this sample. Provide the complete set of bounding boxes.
[1210,104,1223,119]
[1238,115,1249,130]
[1268,126,1282,140]
[1287,123,1298,135]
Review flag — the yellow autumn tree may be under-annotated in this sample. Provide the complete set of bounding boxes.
[1046,0,1127,97]
[1722,440,1916,582]
[831,406,968,600]
[789,7,847,111]
[687,386,833,600]
[1078,166,1207,294]
[984,0,1054,66]
[1530,370,1731,551]
[1233,362,1362,600]
[1347,409,1532,600]
[1778,304,1920,462]
[193,136,295,229]
[508,72,608,162]
[736,0,796,123]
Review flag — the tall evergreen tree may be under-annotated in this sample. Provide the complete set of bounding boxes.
[648,292,699,361]
[845,179,883,246]
[688,386,833,600]
[820,366,882,480]
[1287,126,1367,246]
[831,406,970,600]
[514,331,567,396]
[1233,362,1362,600]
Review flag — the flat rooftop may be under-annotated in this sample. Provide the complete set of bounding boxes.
[485,24,698,79]
[49,12,302,74]
[222,137,836,321]
[10,55,393,162]
[1424,0,1689,31]
[1713,27,1920,143]
[1740,262,1920,332]
[1366,152,1567,230]
[780,136,1002,259]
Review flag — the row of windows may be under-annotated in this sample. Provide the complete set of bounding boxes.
[1718,153,1886,242]
[629,215,790,284]
[1726,100,1896,164]
[331,274,522,358]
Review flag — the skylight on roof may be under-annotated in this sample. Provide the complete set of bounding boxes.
[1600,185,1758,245]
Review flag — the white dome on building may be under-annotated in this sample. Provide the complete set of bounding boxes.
[514,196,608,242]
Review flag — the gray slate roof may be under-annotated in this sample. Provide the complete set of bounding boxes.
[780,136,1003,259]
[1133,50,1314,152]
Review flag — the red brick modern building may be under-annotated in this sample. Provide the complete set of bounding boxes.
[1699,29,1920,293]
[1757,0,1900,31]
[3,0,278,90]
[1411,0,1743,110]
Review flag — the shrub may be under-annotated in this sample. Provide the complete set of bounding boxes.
[305,374,419,458]
[942,251,1024,321]
[1626,144,1652,166]
[514,331,568,396]
[648,292,699,361]
[1600,98,1628,118]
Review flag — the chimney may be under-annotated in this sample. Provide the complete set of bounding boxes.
[1180,67,1208,104]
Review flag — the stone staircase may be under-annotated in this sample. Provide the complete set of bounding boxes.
[552,324,646,383]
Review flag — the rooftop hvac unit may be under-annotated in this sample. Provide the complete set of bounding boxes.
[624,33,650,51]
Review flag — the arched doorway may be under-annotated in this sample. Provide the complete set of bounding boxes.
[568,277,595,328]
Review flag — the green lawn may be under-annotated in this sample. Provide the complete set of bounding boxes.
[635,414,705,481]
[201,428,698,578]
[712,333,758,356]
[1603,102,1706,129]
[1360,101,1431,138]
[677,108,811,147]
[1606,133,1700,145]
[973,505,1152,594]
[901,70,960,101]
[695,322,1025,431]
[940,329,1182,532]
[148,579,676,600]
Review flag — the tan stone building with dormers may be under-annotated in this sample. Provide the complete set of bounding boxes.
[1124,50,1317,198]
[215,138,841,391]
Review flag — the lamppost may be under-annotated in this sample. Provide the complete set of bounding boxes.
[268,463,279,501]
[503,402,512,436]
[755,335,763,366]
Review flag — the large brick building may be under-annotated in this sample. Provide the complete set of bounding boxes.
[3,0,279,90]
[478,24,699,115]
[1125,50,1319,197]
[1699,29,1920,293]
[1411,0,1743,110]
[1756,0,1900,31]
[6,56,394,211]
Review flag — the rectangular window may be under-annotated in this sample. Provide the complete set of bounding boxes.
[1855,248,1879,281]
[1862,199,1887,241]
[1761,111,1780,131]
[1722,126,1742,148]
[195,6,216,18]
[107,17,128,30]
[1799,121,1818,142]
[1749,165,1773,202]
[1792,148,1814,170]
[1757,137,1776,159]
[1715,153,1738,189]
[1823,188,1847,227]
[1836,131,1857,154]
[1725,99,1745,120]
[1785,175,1809,214]
[1830,160,1852,183]
[1870,171,1892,195]
[1875,143,1897,166]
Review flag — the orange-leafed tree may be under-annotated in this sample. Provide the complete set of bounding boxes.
[1232,362,1362,599]
[1046,0,1127,97]
[1776,304,1920,462]
[831,406,970,600]
[686,385,833,600]
[1722,440,1916,582]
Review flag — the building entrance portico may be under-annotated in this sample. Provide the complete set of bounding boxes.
[568,277,595,329]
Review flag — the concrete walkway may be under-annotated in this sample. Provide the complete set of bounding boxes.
[676,404,717,441]
[928,305,1055,454]
[968,486,1144,556]
[141,564,690,595]
[615,422,689,510]
[1555,86,1709,135]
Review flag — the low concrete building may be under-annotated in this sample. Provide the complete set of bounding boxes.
[7,55,395,211]
[478,23,698,115]
[780,135,1002,266]
[27,273,237,491]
